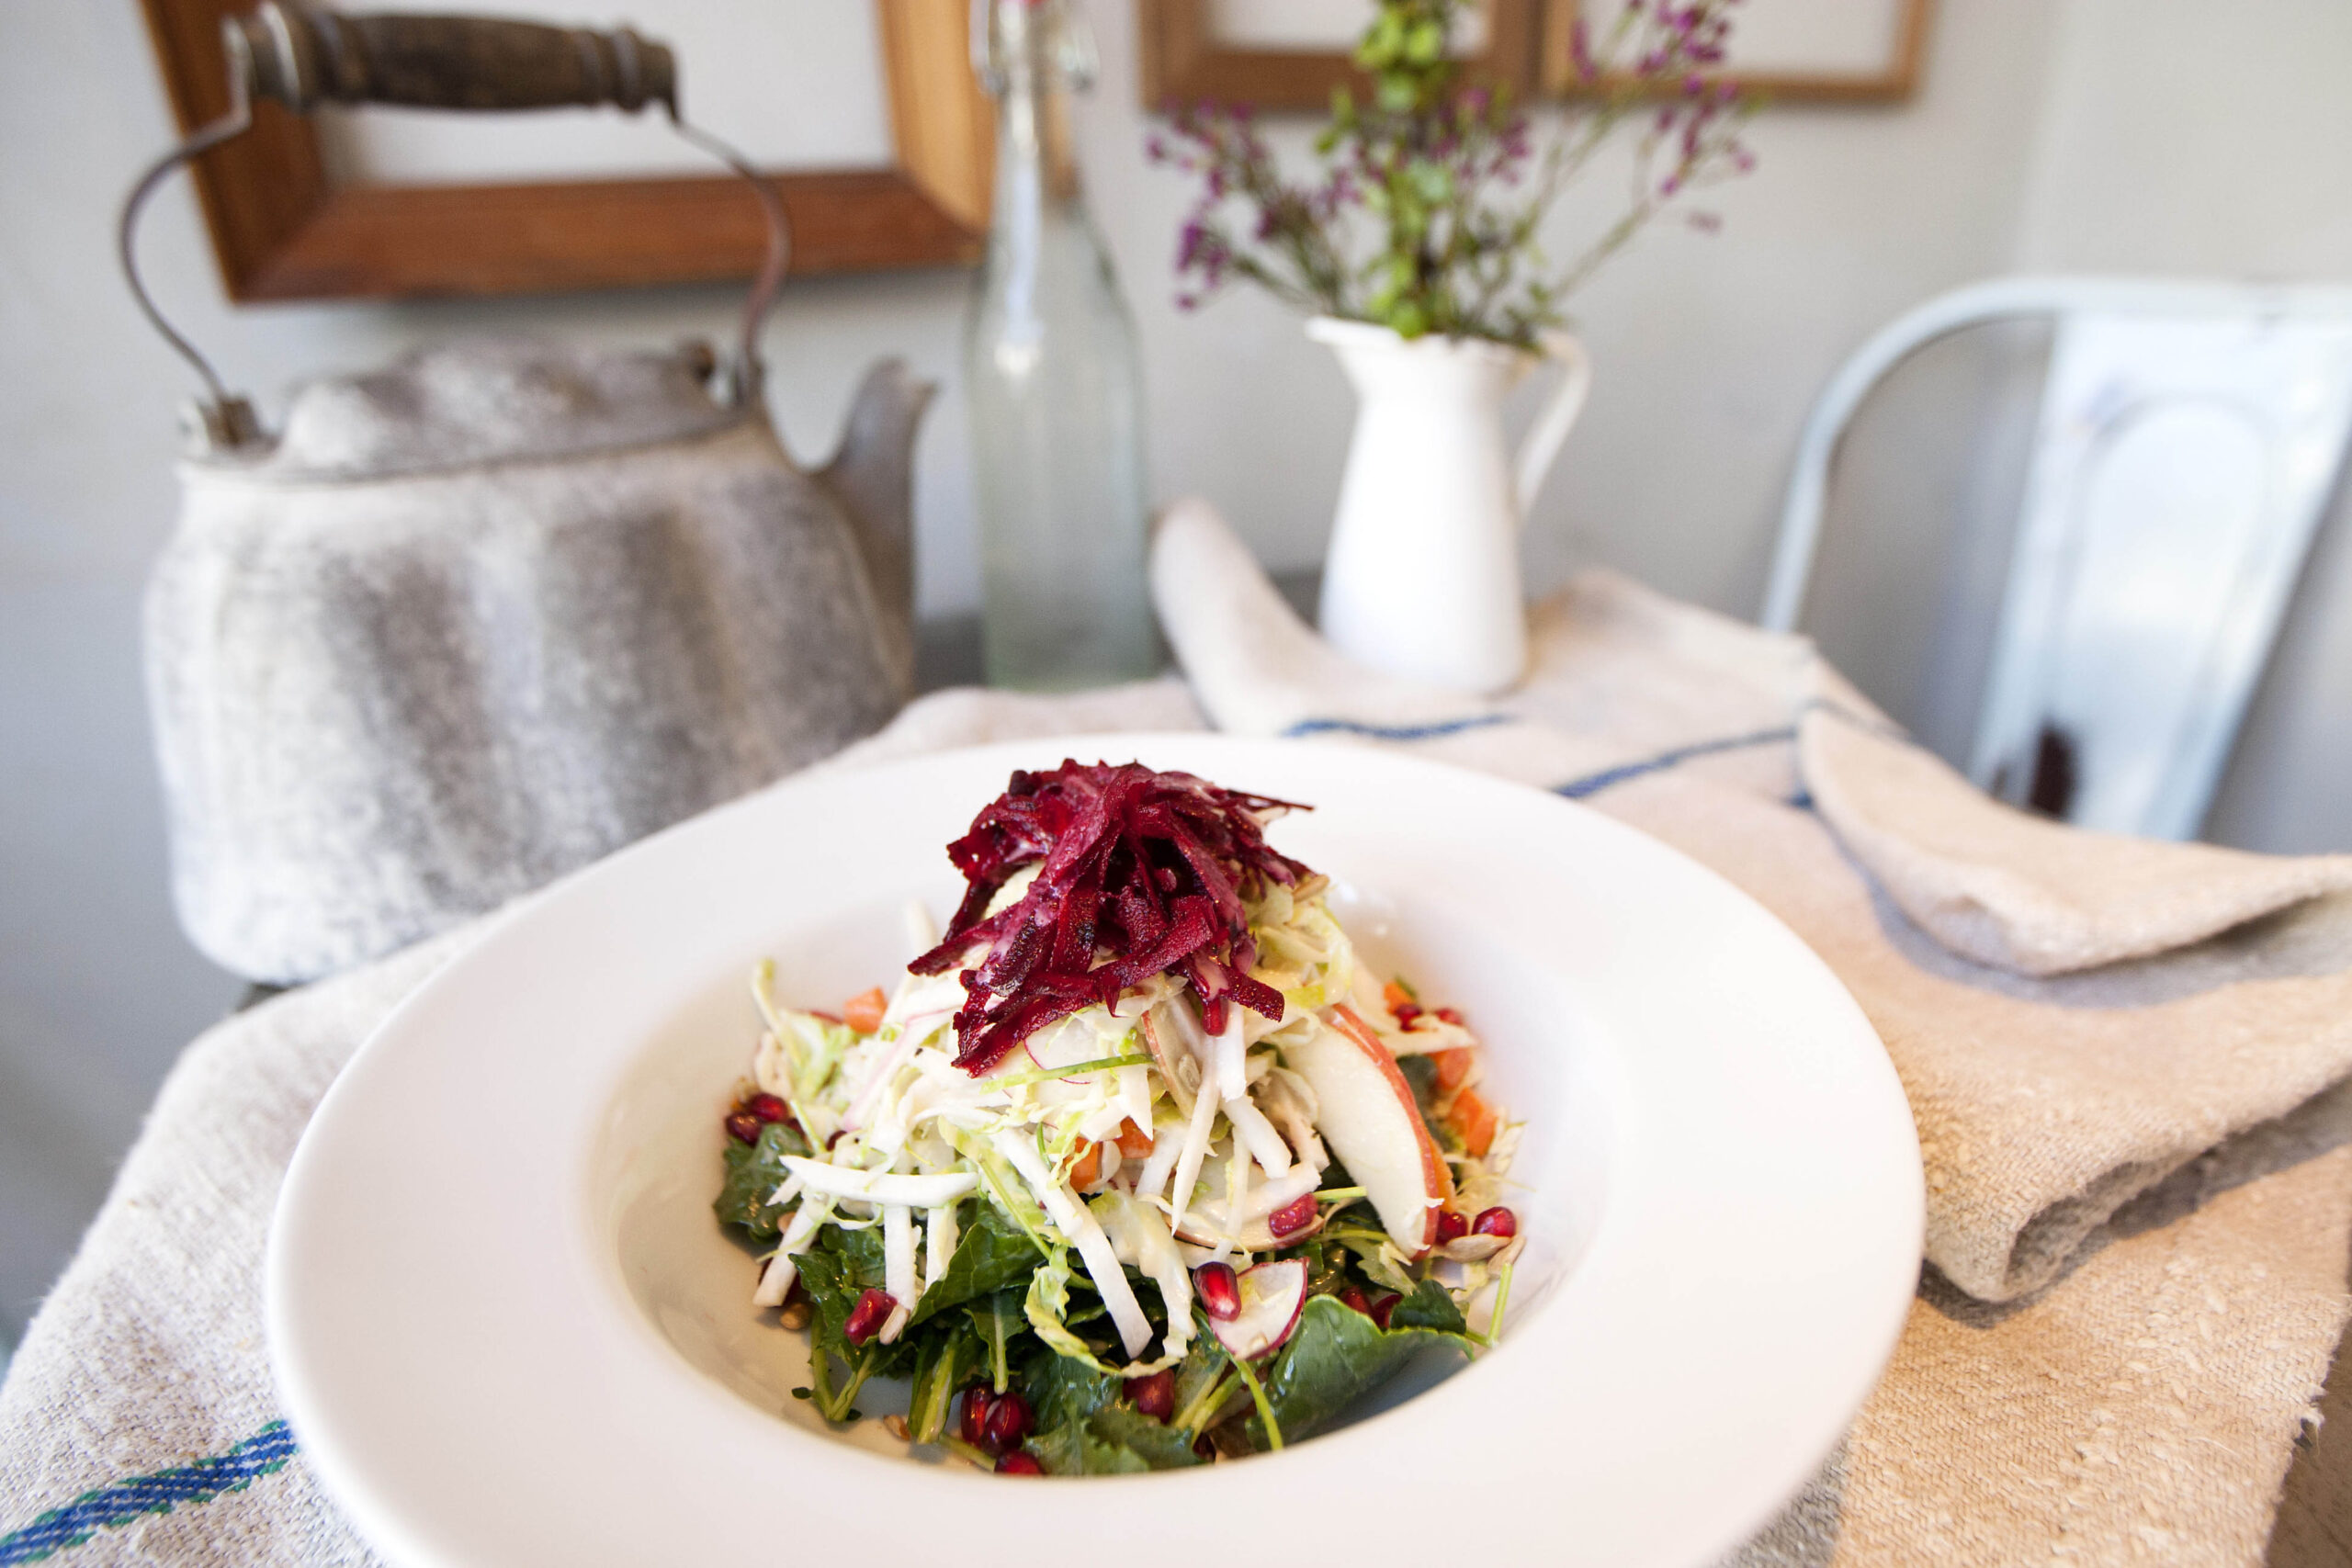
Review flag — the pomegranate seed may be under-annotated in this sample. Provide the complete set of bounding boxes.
[1196,1261,1241,1320]
[961,1387,994,1448]
[1435,1006,1464,1025]
[724,1110,762,1144]
[981,1389,1032,1454]
[746,1092,789,1124]
[1371,1292,1401,1330]
[843,1287,896,1345]
[1393,1002,1423,1030]
[1268,1192,1317,1239]
[1128,1368,1175,1421]
[1473,1206,1518,1240]
[996,1450,1044,1475]
[1340,1287,1373,1317]
[1434,1210,1468,1245]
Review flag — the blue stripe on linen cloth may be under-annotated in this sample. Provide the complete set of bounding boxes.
[1279,714,1516,742]
[1555,727,1801,800]
[0,1420,298,1563]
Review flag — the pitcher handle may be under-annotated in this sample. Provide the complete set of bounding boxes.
[1514,331,1593,524]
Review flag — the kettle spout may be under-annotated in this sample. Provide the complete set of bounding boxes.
[820,358,935,696]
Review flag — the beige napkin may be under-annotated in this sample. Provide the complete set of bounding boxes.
[1151,497,2352,1564]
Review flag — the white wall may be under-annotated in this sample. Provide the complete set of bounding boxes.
[0,0,2343,1341]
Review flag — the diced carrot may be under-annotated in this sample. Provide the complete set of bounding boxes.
[1068,1139,1102,1189]
[1450,1088,1498,1158]
[1431,1047,1476,1093]
[1382,980,1416,1016]
[1115,1118,1155,1158]
[842,986,888,1033]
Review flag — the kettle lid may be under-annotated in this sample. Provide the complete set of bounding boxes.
[219,337,749,481]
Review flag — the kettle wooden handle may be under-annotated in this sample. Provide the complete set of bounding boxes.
[228,1,676,116]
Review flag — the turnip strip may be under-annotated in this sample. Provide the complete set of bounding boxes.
[1166,1075,1223,1237]
[1224,1093,1292,1178]
[780,1158,976,1208]
[992,1129,1153,1359]
[1212,1011,1248,1101]
[884,1203,918,1310]
[926,1201,959,1292]
[1136,1120,1183,1199]
[752,1197,831,1307]
[1213,1143,1250,1265]
[1094,1191,1193,1351]
[1117,1063,1153,1133]
[1236,1163,1320,1220]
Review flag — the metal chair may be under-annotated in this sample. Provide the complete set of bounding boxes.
[1762,276,2352,840]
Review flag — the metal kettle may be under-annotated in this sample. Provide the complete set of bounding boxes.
[124,3,933,984]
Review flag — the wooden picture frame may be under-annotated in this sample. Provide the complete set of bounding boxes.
[136,0,995,301]
[1136,0,1540,111]
[1540,0,1932,104]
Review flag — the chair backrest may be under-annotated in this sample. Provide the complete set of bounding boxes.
[1763,276,2352,840]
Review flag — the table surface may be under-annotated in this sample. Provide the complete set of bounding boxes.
[2275,1311,2352,1565]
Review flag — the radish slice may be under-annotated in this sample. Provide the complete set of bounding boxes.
[1209,1258,1308,1360]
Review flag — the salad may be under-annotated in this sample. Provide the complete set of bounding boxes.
[714,761,1524,1472]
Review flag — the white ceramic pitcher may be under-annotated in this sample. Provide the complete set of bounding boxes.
[1309,317,1592,693]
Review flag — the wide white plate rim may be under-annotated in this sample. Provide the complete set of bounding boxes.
[269,733,1923,1568]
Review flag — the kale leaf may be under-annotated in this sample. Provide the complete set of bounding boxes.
[1244,1295,1475,1450]
[1021,1340,1121,1433]
[1029,1404,1204,1474]
[909,1201,1046,1325]
[966,1289,1029,1393]
[714,1122,813,1239]
[1385,1275,1468,1334]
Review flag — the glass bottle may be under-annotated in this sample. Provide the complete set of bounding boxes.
[966,0,1158,690]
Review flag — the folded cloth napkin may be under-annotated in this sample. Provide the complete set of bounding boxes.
[1152,497,2352,1564]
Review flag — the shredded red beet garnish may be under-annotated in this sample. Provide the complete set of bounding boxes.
[910,761,1312,1076]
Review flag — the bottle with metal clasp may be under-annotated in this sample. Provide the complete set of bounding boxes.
[966,0,1158,690]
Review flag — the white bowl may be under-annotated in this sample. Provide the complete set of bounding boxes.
[269,735,1921,1567]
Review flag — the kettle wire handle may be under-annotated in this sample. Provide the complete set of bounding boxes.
[119,1,789,450]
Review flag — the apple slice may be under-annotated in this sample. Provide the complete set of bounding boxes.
[1283,1005,1453,1255]
[1209,1259,1307,1360]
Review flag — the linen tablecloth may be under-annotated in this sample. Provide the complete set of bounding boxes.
[10,498,2352,1565]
